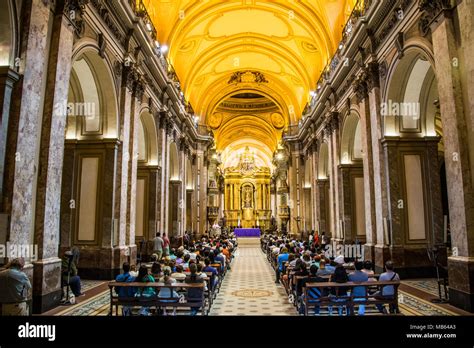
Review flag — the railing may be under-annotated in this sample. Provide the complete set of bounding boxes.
[197,124,212,137]
[129,0,157,41]
[127,0,200,132]
[301,0,375,118]
[207,206,219,216]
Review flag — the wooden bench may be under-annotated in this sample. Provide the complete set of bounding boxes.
[108,281,206,316]
[302,280,400,316]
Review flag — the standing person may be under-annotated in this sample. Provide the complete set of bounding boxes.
[321,232,328,250]
[153,232,164,261]
[0,258,32,316]
[183,231,190,249]
[162,232,170,257]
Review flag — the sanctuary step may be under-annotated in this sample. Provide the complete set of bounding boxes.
[236,237,261,247]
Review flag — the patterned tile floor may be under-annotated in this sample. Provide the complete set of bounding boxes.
[209,243,296,316]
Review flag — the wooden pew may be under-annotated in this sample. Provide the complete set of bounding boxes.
[302,280,400,316]
[108,281,206,316]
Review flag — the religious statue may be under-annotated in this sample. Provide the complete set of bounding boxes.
[243,186,253,208]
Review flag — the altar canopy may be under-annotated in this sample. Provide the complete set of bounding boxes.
[234,228,261,238]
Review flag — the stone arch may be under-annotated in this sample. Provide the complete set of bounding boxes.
[0,0,19,67]
[169,142,180,180]
[138,109,159,165]
[66,46,119,140]
[340,111,363,164]
[383,45,439,137]
[318,141,329,179]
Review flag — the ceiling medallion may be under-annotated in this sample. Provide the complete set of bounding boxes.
[208,112,223,129]
[228,71,269,84]
[271,112,285,129]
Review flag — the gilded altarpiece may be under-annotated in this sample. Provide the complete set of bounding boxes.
[223,148,271,229]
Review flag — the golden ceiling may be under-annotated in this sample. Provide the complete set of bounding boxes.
[145,0,357,167]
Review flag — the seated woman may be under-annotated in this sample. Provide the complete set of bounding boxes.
[158,267,179,316]
[134,265,156,316]
[151,261,162,279]
[329,264,349,316]
[185,263,204,316]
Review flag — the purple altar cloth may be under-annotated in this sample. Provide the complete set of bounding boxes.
[234,228,261,237]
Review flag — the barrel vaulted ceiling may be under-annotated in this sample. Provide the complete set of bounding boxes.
[145,0,357,167]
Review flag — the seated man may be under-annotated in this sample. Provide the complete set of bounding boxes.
[376,260,400,314]
[276,248,289,284]
[202,258,218,290]
[0,258,31,316]
[185,264,204,316]
[299,264,328,315]
[348,261,369,316]
[115,262,136,316]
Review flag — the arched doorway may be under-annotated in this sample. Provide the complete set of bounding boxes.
[168,142,180,238]
[339,111,365,243]
[135,110,159,259]
[60,48,119,278]
[383,48,447,275]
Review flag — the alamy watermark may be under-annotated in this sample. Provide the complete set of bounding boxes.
[323,242,364,261]
[54,101,96,118]
[0,242,38,262]
[380,100,420,120]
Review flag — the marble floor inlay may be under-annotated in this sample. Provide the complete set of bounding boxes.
[209,240,296,316]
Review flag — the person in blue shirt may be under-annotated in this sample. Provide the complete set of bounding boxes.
[115,262,136,316]
[348,261,369,315]
[202,258,218,290]
[275,247,289,284]
[0,258,31,316]
[376,260,400,314]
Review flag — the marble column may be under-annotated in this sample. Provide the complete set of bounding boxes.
[326,113,341,242]
[126,88,142,262]
[367,74,390,272]
[354,78,377,260]
[428,4,474,310]
[1,1,53,303]
[310,146,319,232]
[32,5,76,313]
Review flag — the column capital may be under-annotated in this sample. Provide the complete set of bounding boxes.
[62,0,90,37]
[353,75,368,103]
[419,0,454,36]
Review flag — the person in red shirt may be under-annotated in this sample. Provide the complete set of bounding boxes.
[163,232,170,257]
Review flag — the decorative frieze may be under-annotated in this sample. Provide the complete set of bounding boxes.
[419,0,453,36]
[63,0,90,37]
[89,0,127,46]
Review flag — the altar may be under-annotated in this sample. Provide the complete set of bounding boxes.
[234,228,261,237]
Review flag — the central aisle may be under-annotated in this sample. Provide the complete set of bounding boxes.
[209,238,296,316]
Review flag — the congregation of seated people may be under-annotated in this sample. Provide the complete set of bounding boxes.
[112,231,237,316]
[261,233,400,316]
